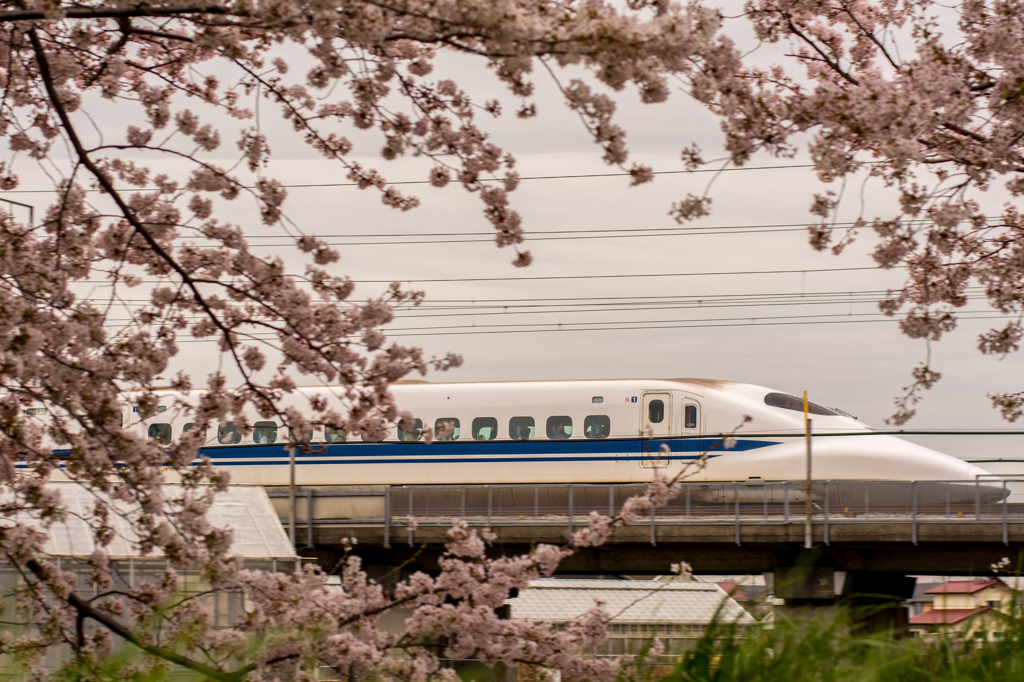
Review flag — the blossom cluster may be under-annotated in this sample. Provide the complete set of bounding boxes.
[0,0,739,677]
[711,0,1024,421]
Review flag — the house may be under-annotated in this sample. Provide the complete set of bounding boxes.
[908,578,1017,639]
[0,482,299,673]
[904,581,942,618]
[506,578,754,659]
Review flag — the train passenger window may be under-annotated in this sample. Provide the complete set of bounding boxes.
[218,422,241,445]
[685,405,698,429]
[397,418,423,442]
[182,423,209,441]
[156,406,167,413]
[546,416,572,439]
[592,397,603,403]
[148,423,172,444]
[361,420,386,442]
[253,421,278,444]
[509,416,535,440]
[472,417,498,441]
[324,426,346,443]
[435,418,460,441]
[25,408,48,416]
[648,400,665,424]
[584,415,610,439]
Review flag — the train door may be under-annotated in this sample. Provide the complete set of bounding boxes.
[640,392,671,467]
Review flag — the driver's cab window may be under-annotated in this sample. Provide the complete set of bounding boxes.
[648,400,665,423]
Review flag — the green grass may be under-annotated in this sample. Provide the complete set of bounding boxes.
[652,608,1024,682]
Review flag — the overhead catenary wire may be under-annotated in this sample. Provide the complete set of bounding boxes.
[115,309,1006,341]
[0,163,818,195]
[378,309,995,333]
[219,225,811,246]
[73,287,929,308]
[380,312,1008,337]
[85,288,992,323]
[230,217,949,247]
[68,264,907,287]
[347,265,900,284]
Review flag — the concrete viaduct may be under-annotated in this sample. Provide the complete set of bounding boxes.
[265,479,1024,618]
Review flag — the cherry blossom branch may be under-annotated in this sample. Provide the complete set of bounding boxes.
[20,558,249,681]
[27,27,412,450]
[0,5,232,24]
[837,0,901,72]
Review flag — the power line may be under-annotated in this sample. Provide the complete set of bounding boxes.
[87,288,949,326]
[388,296,989,320]
[393,287,986,311]
[232,225,808,246]
[380,309,989,333]
[382,312,1007,337]
[148,309,1004,341]
[244,222,835,239]
[233,217,939,247]
[349,265,901,284]
[95,296,923,324]
[68,265,904,287]
[76,288,918,307]
[94,294,980,325]
[0,163,816,195]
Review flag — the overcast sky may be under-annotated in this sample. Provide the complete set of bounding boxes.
[5,6,1024,464]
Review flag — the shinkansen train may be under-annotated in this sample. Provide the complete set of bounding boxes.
[106,378,993,491]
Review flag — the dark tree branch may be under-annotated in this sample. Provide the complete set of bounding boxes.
[784,16,860,86]
[25,22,287,442]
[0,5,231,24]
[839,0,901,72]
[23,558,244,681]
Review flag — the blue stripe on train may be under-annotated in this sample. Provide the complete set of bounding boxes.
[19,439,779,468]
[195,437,779,464]
[202,454,704,466]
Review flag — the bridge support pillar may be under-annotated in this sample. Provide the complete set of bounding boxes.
[842,571,916,637]
[771,568,915,636]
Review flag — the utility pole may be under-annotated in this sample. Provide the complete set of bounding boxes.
[289,444,297,546]
[804,391,813,549]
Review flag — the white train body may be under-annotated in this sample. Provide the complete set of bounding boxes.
[113,378,989,486]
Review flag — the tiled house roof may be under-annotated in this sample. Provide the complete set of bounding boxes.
[507,579,753,624]
[909,607,991,625]
[925,579,1006,595]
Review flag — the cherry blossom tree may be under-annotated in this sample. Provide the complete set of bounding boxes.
[691,0,1024,423]
[4,0,1024,677]
[0,0,741,678]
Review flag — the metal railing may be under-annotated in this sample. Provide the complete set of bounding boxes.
[387,479,1024,547]
[271,479,1024,548]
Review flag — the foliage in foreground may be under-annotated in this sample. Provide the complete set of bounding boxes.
[656,608,1024,682]
[28,602,1024,682]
